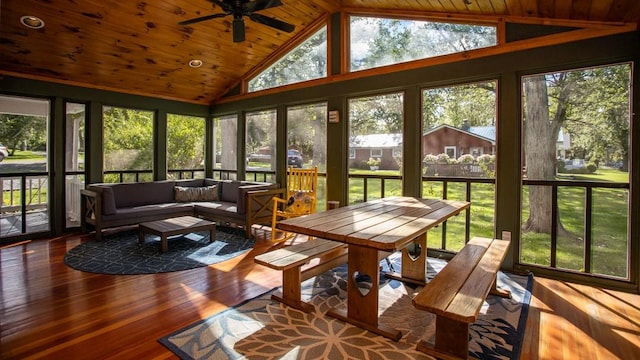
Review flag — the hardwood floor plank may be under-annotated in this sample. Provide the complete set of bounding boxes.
[1,229,639,359]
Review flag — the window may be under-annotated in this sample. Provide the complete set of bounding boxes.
[287,102,327,210]
[444,146,456,159]
[421,80,497,178]
[0,95,51,237]
[213,114,238,179]
[167,114,205,179]
[348,92,403,203]
[521,63,631,279]
[65,102,85,228]
[103,106,153,182]
[350,16,496,72]
[421,80,498,251]
[246,109,277,180]
[249,26,327,92]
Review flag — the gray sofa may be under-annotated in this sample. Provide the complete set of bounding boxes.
[80,178,283,240]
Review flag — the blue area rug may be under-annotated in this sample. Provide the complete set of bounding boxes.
[64,226,254,274]
[159,254,533,359]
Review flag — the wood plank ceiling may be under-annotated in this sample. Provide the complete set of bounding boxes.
[1,0,639,105]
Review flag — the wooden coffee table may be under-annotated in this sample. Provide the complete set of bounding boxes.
[138,216,216,253]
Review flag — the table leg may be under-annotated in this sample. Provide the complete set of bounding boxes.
[161,235,168,253]
[138,228,145,244]
[385,233,428,286]
[209,227,215,243]
[327,244,402,341]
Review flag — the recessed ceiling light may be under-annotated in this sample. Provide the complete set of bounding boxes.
[20,16,45,29]
[188,59,203,68]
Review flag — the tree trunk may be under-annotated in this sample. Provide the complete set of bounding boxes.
[523,75,561,234]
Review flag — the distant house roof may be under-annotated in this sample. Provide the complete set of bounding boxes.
[424,124,496,144]
[468,126,495,141]
[423,124,570,148]
[350,133,402,148]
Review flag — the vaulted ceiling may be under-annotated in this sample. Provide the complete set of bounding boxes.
[1,0,639,105]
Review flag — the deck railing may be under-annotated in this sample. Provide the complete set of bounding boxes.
[2,168,630,279]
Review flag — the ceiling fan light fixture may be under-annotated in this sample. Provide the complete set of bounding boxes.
[188,59,203,68]
[233,17,245,43]
[20,15,45,29]
[178,0,293,43]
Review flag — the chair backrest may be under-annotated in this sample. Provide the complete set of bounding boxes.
[286,166,318,213]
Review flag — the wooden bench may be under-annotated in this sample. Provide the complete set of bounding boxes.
[254,238,348,313]
[412,237,511,360]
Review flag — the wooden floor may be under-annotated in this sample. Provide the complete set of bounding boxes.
[1,227,639,359]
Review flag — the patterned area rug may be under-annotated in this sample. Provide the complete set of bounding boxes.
[64,226,254,274]
[159,254,533,359]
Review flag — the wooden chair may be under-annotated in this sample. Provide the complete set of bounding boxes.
[271,166,318,242]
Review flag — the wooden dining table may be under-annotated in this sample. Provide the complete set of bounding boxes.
[277,196,470,340]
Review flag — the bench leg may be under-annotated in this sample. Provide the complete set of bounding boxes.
[271,267,315,313]
[416,315,469,360]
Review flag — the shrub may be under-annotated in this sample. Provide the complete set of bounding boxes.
[366,157,381,167]
[477,154,495,165]
[423,154,438,164]
[457,154,475,164]
[436,153,451,164]
[586,163,597,173]
[557,160,566,173]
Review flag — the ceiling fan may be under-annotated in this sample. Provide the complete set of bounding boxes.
[179,0,295,43]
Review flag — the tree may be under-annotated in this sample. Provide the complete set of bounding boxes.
[249,27,326,92]
[422,82,496,130]
[522,75,564,234]
[563,66,630,170]
[167,115,205,170]
[0,114,47,154]
[103,107,153,171]
[522,64,631,236]
[287,103,327,167]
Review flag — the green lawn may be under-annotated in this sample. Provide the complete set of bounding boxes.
[1,150,47,162]
[521,168,629,278]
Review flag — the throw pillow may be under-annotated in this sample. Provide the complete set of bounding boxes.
[284,191,314,214]
[174,185,218,202]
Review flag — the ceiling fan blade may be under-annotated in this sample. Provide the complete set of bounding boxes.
[244,0,283,13]
[179,13,228,26]
[233,18,245,43]
[249,13,295,33]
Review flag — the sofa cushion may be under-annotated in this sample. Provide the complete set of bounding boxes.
[174,185,218,202]
[194,202,239,217]
[101,202,194,221]
[100,186,117,215]
[112,181,175,208]
[220,181,242,203]
[174,179,206,188]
